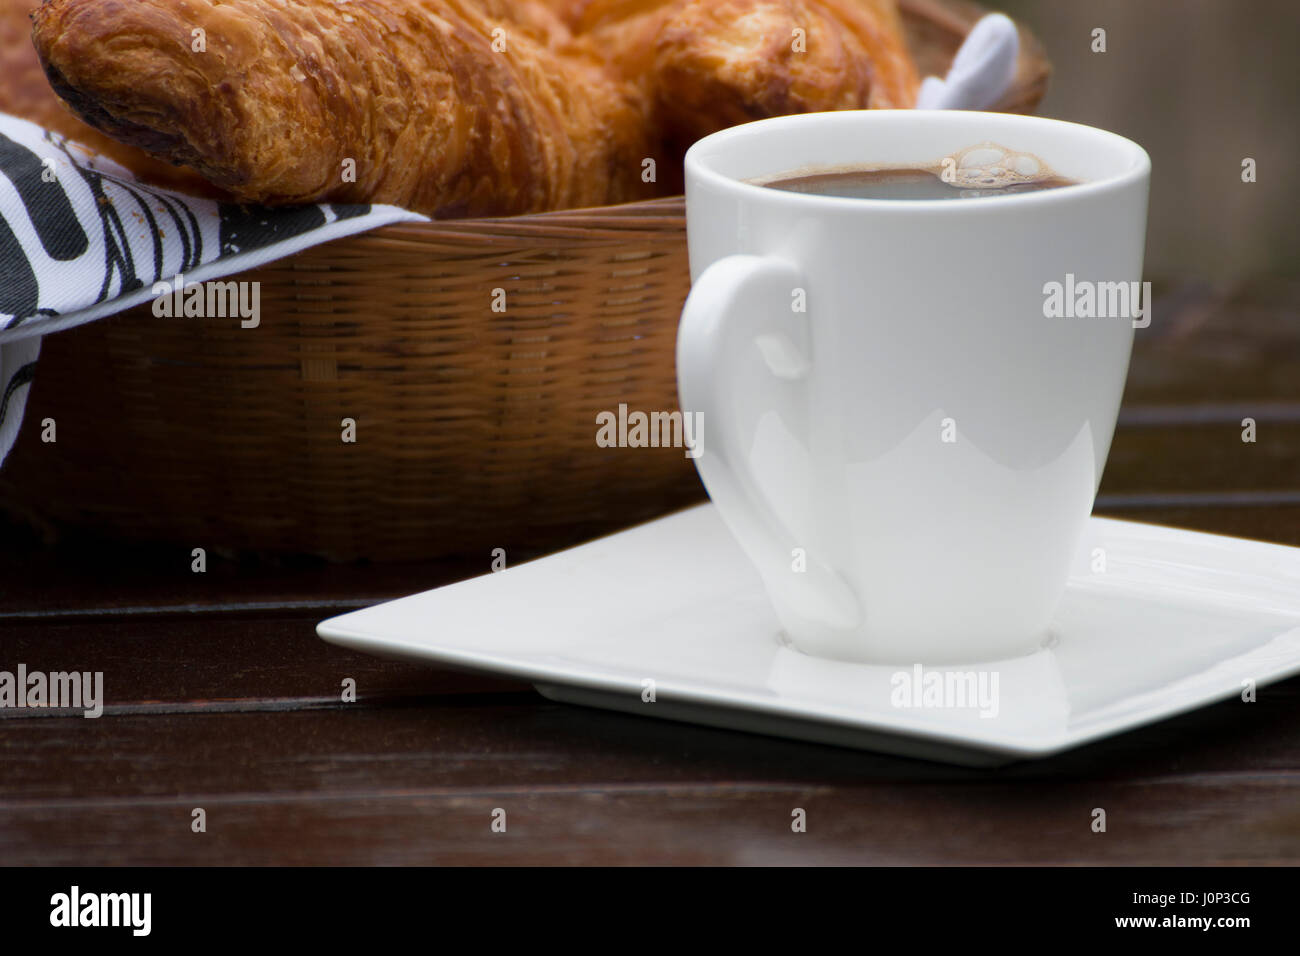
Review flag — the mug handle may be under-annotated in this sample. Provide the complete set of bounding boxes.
[677,255,862,630]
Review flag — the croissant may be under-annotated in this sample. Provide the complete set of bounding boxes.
[30,0,657,216]
[567,0,918,143]
[0,0,223,194]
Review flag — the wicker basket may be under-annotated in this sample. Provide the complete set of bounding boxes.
[0,0,1049,562]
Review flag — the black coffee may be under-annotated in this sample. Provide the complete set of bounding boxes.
[762,166,1079,200]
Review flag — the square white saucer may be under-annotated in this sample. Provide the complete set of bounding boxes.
[317,505,1300,766]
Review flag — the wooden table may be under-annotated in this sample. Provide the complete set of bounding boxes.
[2,277,1297,865]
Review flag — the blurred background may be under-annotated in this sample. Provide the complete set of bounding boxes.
[999,0,1298,281]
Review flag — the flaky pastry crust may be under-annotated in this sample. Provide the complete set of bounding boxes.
[570,0,918,143]
[31,0,656,216]
[0,0,224,194]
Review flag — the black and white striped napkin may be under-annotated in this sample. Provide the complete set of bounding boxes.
[0,111,426,465]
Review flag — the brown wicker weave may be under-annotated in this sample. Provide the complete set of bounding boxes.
[0,0,1049,561]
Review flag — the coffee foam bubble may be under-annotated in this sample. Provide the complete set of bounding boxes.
[932,143,1054,189]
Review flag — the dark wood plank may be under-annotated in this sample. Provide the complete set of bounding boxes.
[4,685,1298,798]
[1091,505,1300,548]
[0,686,1296,864]
[0,615,526,707]
[0,524,512,618]
[4,782,1297,865]
[1126,277,1300,405]
[1102,423,1300,495]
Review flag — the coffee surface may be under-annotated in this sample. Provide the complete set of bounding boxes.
[763,166,1079,200]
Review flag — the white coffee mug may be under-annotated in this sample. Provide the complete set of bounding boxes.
[678,110,1150,664]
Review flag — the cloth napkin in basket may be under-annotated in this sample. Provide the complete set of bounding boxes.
[0,113,426,463]
[0,14,1017,467]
